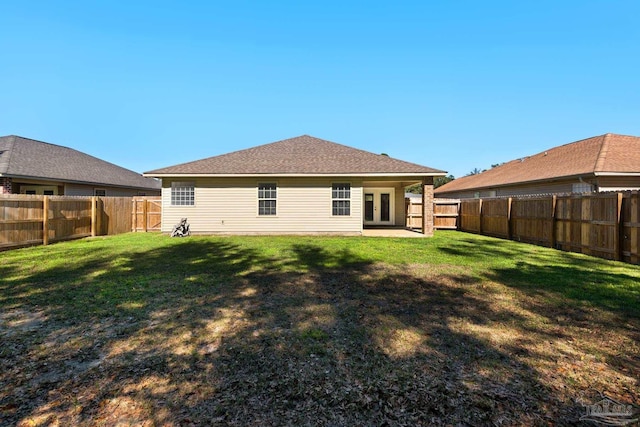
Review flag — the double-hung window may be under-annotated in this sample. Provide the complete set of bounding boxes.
[171,182,195,206]
[332,183,351,216]
[258,183,277,215]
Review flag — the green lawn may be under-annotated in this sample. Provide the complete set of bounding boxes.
[1,232,639,426]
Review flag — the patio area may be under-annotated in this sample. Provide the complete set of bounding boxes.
[361,227,426,238]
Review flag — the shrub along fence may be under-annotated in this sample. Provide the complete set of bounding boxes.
[0,195,161,250]
[459,191,640,264]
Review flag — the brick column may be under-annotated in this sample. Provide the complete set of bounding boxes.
[0,177,12,194]
[422,178,434,236]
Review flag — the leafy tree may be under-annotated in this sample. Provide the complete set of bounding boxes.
[435,174,455,188]
[406,174,455,193]
[467,167,484,176]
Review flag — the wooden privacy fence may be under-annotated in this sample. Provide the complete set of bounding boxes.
[459,192,640,264]
[0,195,161,250]
[405,198,460,230]
[132,196,162,232]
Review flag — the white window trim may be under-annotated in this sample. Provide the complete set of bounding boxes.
[20,185,59,195]
[170,181,196,206]
[257,182,278,216]
[331,182,352,217]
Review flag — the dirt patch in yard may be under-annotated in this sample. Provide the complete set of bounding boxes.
[1,238,638,426]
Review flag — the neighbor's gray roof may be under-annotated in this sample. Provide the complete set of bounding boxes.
[0,135,161,190]
[145,135,446,176]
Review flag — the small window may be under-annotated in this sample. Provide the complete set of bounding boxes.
[572,182,593,194]
[94,189,106,197]
[258,183,277,215]
[44,190,54,196]
[171,182,195,206]
[332,183,351,216]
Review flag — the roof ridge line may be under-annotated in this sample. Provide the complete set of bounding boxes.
[594,133,611,172]
[4,135,73,150]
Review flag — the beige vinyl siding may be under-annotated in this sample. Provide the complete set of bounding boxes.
[596,176,640,192]
[161,177,363,234]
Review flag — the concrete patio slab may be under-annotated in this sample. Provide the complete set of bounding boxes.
[361,228,426,238]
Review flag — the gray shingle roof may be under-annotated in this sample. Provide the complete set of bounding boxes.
[145,135,445,176]
[0,135,161,190]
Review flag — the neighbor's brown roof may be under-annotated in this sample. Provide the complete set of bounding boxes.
[435,133,640,194]
[145,135,446,176]
[0,135,161,190]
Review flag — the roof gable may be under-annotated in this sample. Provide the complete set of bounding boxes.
[435,133,640,194]
[0,135,161,190]
[145,135,445,176]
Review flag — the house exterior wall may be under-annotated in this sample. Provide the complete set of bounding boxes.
[3,178,159,196]
[437,175,640,199]
[64,183,160,197]
[161,177,364,235]
[596,176,640,192]
[394,185,406,226]
[437,180,578,199]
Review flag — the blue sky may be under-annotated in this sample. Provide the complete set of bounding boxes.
[1,1,639,178]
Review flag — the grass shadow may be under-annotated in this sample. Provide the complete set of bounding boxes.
[1,233,637,425]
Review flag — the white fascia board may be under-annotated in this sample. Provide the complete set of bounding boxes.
[594,172,640,177]
[144,172,447,178]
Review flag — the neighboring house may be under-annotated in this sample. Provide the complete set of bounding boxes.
[0,135,161,196]
[144,135,446,236]
[435,133,640,199]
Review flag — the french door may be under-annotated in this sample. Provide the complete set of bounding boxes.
[363,188,394,225]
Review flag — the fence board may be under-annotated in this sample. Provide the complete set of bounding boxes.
[460,199,481,233]
[0,196,44,248]
[1,195,162,251]
[100,197,134,235]
[480,198,510,239]
[405,198,460,230]
[434,199,460,229]
[132,197,162,232]
[458,191,639,265]
[622,192,639,264]
[511,197,554,247]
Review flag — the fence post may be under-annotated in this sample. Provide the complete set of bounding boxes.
[507,197,513,240]
[631,192,639,264]
[550,195,557,249]
[478,199,483,234]
[42,196,49,246]
[132,198,137,232]
[143,198,148,233]
[581,196,591,256]
[91,196,97,237]
[615,192,623,261]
